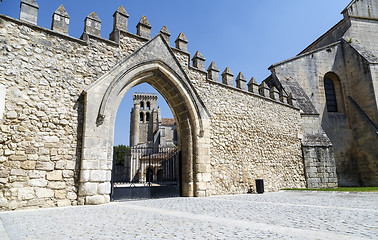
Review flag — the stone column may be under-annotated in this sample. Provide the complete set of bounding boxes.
[130,103,140,147]
[19,0,39,25]
[51,5,70,34]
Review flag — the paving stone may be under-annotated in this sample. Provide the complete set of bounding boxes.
[0,191,376,240]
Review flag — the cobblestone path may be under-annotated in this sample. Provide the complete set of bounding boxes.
[0,191,377,239]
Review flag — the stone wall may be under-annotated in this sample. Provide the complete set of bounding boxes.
[184,67,306,193]
[0,14,148,210]
[0,9,307,211]
[269,3,378,187]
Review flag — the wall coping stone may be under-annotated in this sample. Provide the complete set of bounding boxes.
[269,41,341,69]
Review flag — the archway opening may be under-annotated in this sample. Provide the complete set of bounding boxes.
[111,81,183,200]
[79,55,210,205]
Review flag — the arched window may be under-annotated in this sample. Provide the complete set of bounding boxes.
[146,112,150,122]
[140,112,144,122]
[324,78,338,112]
[140,102,144,109]
[147,101,150,110]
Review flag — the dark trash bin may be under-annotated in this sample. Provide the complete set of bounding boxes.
[256,179,264,194]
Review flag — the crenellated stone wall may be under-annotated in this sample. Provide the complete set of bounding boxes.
[1,1,311,211]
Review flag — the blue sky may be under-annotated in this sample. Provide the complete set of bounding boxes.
[0,0,351,145]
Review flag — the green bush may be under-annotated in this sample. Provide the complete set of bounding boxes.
[114,145,130,166]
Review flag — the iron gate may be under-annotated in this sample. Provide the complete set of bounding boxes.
[110,146,181,201]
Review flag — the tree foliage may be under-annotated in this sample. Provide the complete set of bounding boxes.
[114,145,130,166]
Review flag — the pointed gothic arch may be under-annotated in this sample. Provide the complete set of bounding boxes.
[78,35,211,205]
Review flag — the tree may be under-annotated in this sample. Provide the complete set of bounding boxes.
[114,145,130,166]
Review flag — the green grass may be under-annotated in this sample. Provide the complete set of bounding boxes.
[281,187,378,192]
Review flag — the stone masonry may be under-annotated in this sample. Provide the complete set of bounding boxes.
[3,0,375,211]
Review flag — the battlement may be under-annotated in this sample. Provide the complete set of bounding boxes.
[4,0,296,108]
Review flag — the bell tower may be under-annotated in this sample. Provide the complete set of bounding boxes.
[129,93,159,147]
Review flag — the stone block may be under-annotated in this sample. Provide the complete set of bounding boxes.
[35,188,54,198]
[46,170,63,181]
[63,170,74,178]
[86,195,106,205]
[29,179,48,187]
[79,182,97,196]
[98,182,111,195]
[80,170,90,182]
[67,191,77,200]
[21,160,36,170]
[29,170,45,179]
[57,199,71,207]
[90,170,107,182]
[196,181,207,191]
[44,136,59,143]
[48,181,66,190]
[54,190,66,199]
[82,160,99,170]
[55,160,66,170]
[11,169,27,176]
[196,190,206,197]
[0,197,8,207]
[18,187,34,200]
[36,161,54,171]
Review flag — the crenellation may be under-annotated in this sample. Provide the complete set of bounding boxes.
[235,72,247,91]
[287,92,296,107]
[113,6,129,32]
[247,77,259,93]
[258,81,270,97]
[221,67,234,86]
[83,12,101,37]
[136,15,151,39]
[192,51,206,71]
[51,5,69,35]
[19,0,39,25]
[207,61,219,82]
[280,91,288,104]
[159,26,171,44]
[175,32,188,51]
[1,0,376,211]
[269,86,280,100]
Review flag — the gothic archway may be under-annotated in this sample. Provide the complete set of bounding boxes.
[77,35,210,205]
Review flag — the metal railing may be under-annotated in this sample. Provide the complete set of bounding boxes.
[112,146,180,187]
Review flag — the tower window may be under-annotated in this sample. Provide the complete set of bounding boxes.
[140,112,144,122]
[140,102,144,109]
[324,78,338,112]
[147,101,150,110]
[146,112,150,121]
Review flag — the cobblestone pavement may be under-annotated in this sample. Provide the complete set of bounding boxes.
[0,191,377,239]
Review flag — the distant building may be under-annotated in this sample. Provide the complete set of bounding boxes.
[129,93,177,149]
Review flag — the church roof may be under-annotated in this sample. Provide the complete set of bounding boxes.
[161,118,175,126]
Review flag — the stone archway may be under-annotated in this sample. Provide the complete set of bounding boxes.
[78,35,210,205]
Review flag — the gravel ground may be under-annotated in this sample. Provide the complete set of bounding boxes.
[0,191,377,239]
